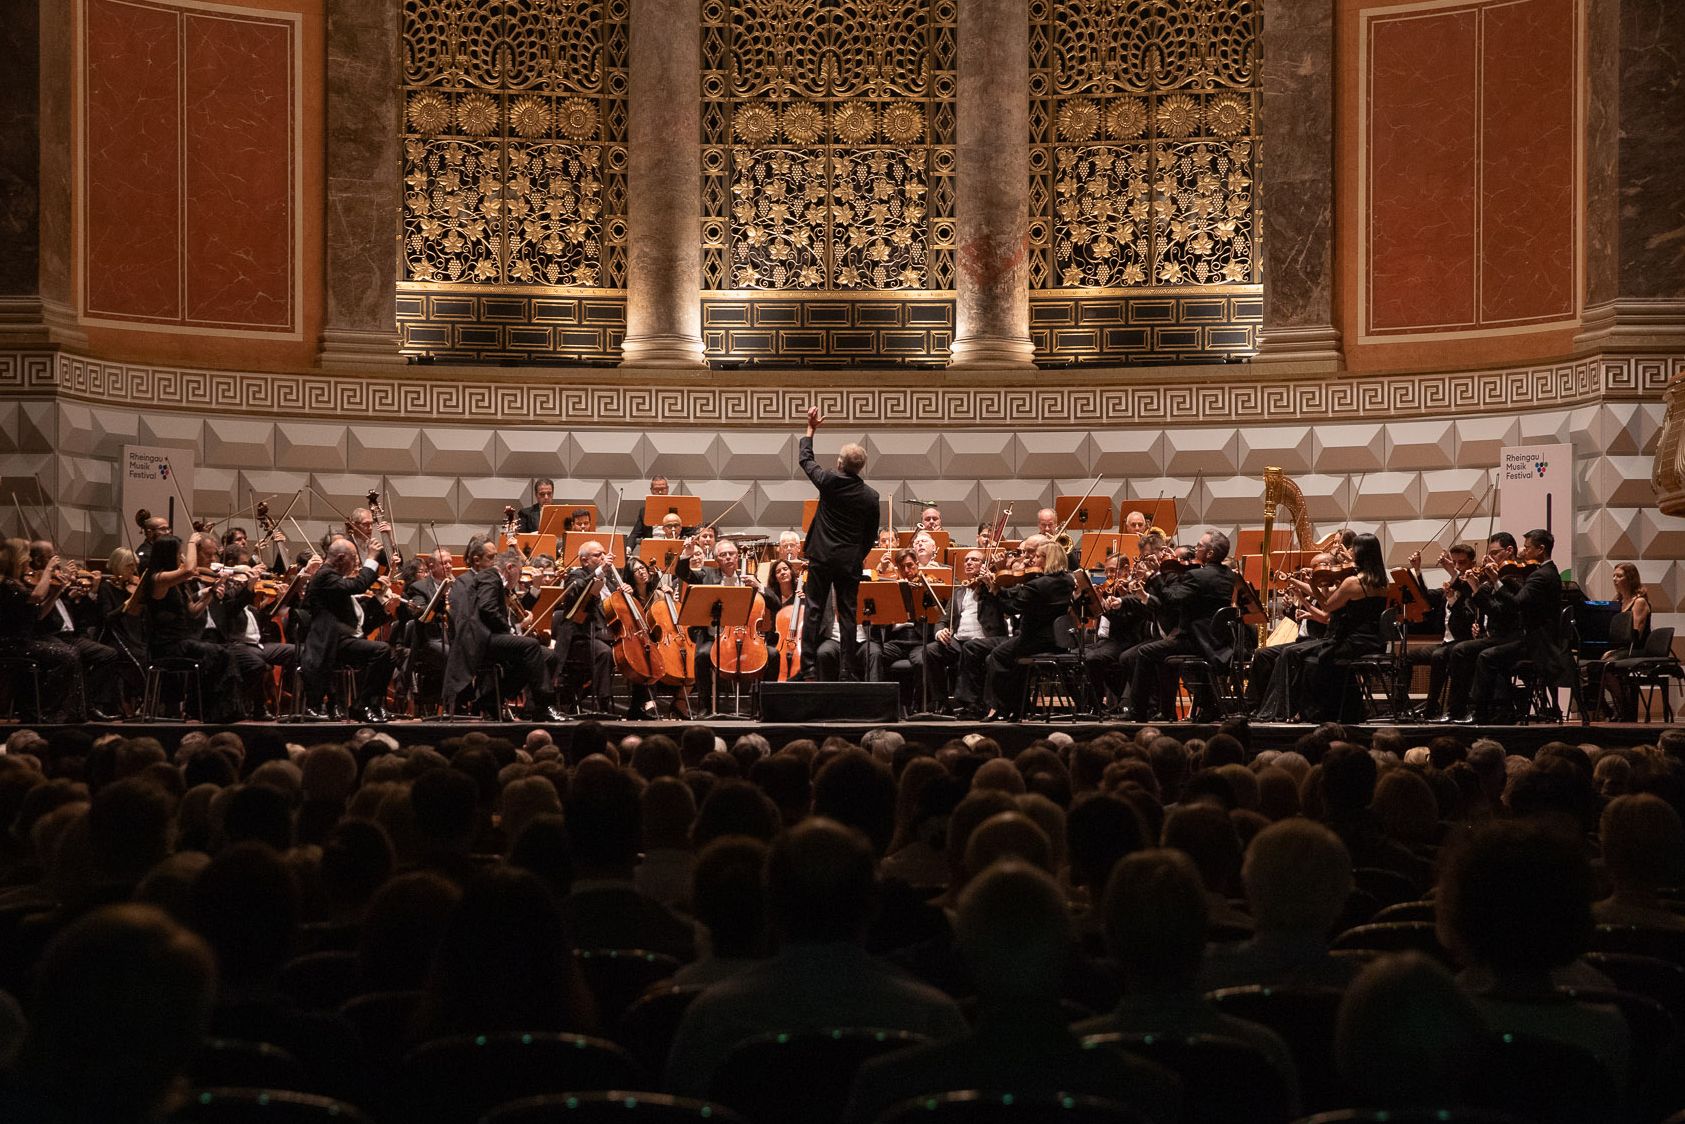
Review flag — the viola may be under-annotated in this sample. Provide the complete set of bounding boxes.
[714,588,769,679]
[604,582,666,685]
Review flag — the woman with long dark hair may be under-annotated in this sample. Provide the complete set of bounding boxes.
[139,532,242,721]
[1298,532,1391,721]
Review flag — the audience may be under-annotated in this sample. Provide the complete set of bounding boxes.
[1334,952,1486,1108]
[1594,793,1685,930]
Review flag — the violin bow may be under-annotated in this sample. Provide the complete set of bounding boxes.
[158,457,200,534]
[1055,472,1105,537]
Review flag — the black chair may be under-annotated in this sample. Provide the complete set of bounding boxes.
[874,1091,1142,1124]
[1611,625,1683,722]
[1580,952,1685,1020]
[142,655,208,721]
[1206,986,1347,1113]
[708,1028,930,1124]
[1573,610,1632,722]
[1017,652,1089,720]
[174,1088,376,1123]
[574,949,681,1029]
[397,1033,644,1124]
[1331,607,1404,722]
[1285,1111,1530,1124]
[1589,924,1685,967]
[1081,1031,1295,1124]
[1509,606,1576,724]
[1464,1031,1619,1124]
[479,1091,752,1124]
[1370,899,1437,924]
[278,950,361,1013]
[613,985,706,1077]
[0,655,43,720]
[1164,606,1245,720]
[336,989,426,1076]
[1557,987,1676,1078]
[1351,867,1417,910]
[189,1039,311,1095]
[1330,922,1452,965]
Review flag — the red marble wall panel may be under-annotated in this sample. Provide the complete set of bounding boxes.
[1367,9,1481,333]
[183,13,293,329]
[84,0,182,322]
[82,0,295,334]
[1362,0,1580,339]
[1480,0,1577,325]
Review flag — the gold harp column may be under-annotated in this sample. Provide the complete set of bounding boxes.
[949,0,1035,370]
[620,0,706,368]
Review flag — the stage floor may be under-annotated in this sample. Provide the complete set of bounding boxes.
[20,716,1678,757]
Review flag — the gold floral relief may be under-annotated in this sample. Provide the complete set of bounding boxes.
[729,149,828,288]
[403,139,502,284]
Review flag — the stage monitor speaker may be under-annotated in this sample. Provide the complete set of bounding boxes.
[759,681,899,724]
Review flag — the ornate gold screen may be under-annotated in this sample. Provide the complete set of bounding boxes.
[1028,0,1262,365]
[398,0,628,362]
[699,0,957,364]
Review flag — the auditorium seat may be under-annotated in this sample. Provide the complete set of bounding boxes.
[1465,1031,1619,1124]
[189,1039,313,1096]
[1579,953,1685,1020]
[613,985,706,1076]
[1330,922,1452,965]
[575,948,682,1027]
[1081,1031,1295,1124]
[1284,1111,1529,1124]
[872,1090,1142,1124]
[1589,924,1685,967]
[708,1028,930,1124]
[278,950,361,1012]
[396,1032,644,1124]
[480,1091,751,1124]
[172,1088,376,1124]
[1206,986,1348,1112]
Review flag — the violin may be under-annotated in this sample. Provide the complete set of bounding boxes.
[1480,558,1539,583]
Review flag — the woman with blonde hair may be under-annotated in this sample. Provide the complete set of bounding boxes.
[98,546,147,714]
[1591,562,1654,721]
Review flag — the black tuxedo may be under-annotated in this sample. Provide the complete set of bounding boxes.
[301,558,392,709]
[1400,577,1476,715]
[984,571,1077,714]
[552,565,615,709]
[797,435,880,681]
[442,567,551,716]
[1118,563,1235,719]
[517,502,544,534]
[1469,559,1571,716]
[210,584,296,715]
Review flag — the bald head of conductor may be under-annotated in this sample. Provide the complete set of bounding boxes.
[806,407,867,475]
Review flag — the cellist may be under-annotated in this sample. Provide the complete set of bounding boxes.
[553,539,618,714]
[675,538,780,709]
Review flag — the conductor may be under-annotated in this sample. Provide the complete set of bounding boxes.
[796,407,880,680]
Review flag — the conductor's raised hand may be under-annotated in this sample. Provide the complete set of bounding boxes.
[805,406,824,435]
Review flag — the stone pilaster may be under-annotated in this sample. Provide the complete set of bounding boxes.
[1252,0,1338,371]
[620,0,705,368]
[948,0,1034,370]
[319,0,405,369]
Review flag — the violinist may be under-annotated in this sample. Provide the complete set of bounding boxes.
[208,543,298,720]
[135,512,169,569]
[1295,532,1391,722]
[398,547,454,712]
[982,538,1075,721]
[1459,528,1569,723]
[1440,532,1523,724]
[0,538,85,722]
[553,540,618,713]
[1082,551,1152,711]
[1114,530,1235,723]
[28,540,120,721]
[517,478,555,534]
[926,548,1007,718]
[1398,543,1478,719]
[98,546,148,713]
[1245,550,1334,718]
[875,549,928,697]
[221,526,250,549]
[299,536,394,722]
[442,544,564,722]
[871,528,899,576]
[136,532,242,722]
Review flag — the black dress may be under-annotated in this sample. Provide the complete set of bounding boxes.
[146,581,241,720]
[1300,588,1388,721]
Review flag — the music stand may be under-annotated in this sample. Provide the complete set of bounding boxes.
[562,531,624,568]
[903,576,952,721]
[678,583,756,719]
[523,585,569,641]
[644,494,702,530]
[538,503,599,537]
[802,499,819,534]
[1119,499,1178,536]
[1057,495,1113,539]
[918,564,953,583]
[638,538,686,573]
[510,533,558,561]
[1079,532,1127,570]
[1231,571,1267,626]
[856,580,906,694]
[1388,566,1433,624]
[896,529,952,554]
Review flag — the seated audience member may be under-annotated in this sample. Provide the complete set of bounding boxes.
[1,904,215,1123]
[673,837,770,988]
[355,871,462,993]
[1334,952,1488,1108]
[663,819,967,1096]
[1203,819,1362,990]
[1437,820,1631,1087]
[561,759,696,961]
[1160,801,1253,934]
[691,779,781,847]
[506,815,574,898]
[413,867,596,1039]
[1066,793,1149,951]
[881,766,964,889]
[1319,744,1432,892]
[1593,793,1685,931]
[843,862,1180,1124]
[1074,849,1300,1112]
[635,777,699,910]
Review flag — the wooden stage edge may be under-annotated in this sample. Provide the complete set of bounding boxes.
[15,718,1680,758]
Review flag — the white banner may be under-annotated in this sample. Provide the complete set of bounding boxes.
[121,445,197,547]
[1499,442,1573,580]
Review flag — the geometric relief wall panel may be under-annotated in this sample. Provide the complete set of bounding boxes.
[81,0,300,335]
[1361,0,1579,339]
[399,0,629,363]
[1028,0,1261,365]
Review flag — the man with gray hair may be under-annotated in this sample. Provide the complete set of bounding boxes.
[300,535,394,720]
[1116,528,1237,722]
[443,542,564,720]
[795,407,880,681]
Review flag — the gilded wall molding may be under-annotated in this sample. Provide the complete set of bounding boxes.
[1,350,1678,429]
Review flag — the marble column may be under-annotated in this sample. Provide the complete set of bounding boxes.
[1252,0,1338,371]
[948,0,1034,370]
[319,0,405,369]
[620,0,705,368]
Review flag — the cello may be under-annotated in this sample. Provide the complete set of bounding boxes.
[713,584,769,680]
[773,564,805,681]
[603,570,666,686]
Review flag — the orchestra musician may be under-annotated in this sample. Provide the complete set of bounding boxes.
[400,547,454,711]
[1246,550,1335,719]
[1036,508,1059,537]
[1398,544,1478,720]
[299,536,394,721]
[629,475,680,545]
[1123,510,1149,535]
[795,407,880,682]
[208,544,297,721]
[677,536,778,706]
[1082,552,1152,711]
[442,544,565,722]
[1461,528,1570,723]
[0,538,85,722]
[98,546,148,714]
[553,540,618,713]
[135,513,169,569]
[28,539,120,721]
[875,549,928,700]
[923,548,1007,718]
[1439,532,1522,724]
[1114,530,1235,722]
[982,538,1075,721]
[1589,562,1653,721]
[1294,533,1391,723]
[517,479,555,534]
[136,533,242,722]
[920,506,942,532]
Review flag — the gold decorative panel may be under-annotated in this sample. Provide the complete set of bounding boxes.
[701,0,957,361]
[400,0,627,362]
[1030,0,1261,364]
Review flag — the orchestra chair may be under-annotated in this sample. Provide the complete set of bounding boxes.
[574,949,681,1029]
[1572,610,1632,723]
[397,1033,644,1124]
[1327,608,1404,723]
[173,1088,376,1124]
[286,667,360,721]
[1162,605,1245,721]
[708,1028,930,1124]
[1016,651,1088,721]
[1507,607,1576,724]
[479,1091,751,1124]
[1610,625,1683,722]
[141,654,208,721]
[1205,986,1348,1114]
[613,985,706,1077]
[0,655,43,721]
[189,1039,312,1095]
[873,1091,1142,1124]
[1080,1031,1295,1124]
